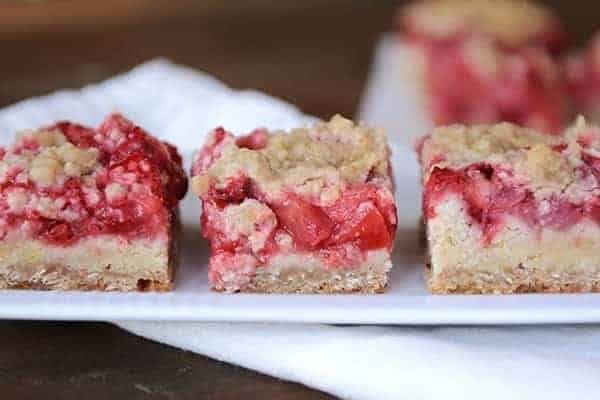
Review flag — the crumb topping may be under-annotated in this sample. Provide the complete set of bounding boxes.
[522,144,571,191]
[420,123,558,170]
[223,199,277,253]
[1,131,101,187]
[420,120,600,203]
[400,0,559,47]
[105,182,127,203]
[16,130,67,147]
[192,115,391,203]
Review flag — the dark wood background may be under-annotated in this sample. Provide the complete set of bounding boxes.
[0,1,598,398]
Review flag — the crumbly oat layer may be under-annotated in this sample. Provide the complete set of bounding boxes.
[428,267,600,294]
[192,115,392,204]
[426,196,600,294]
[420,123,558,172]
[0,235,177,291]
[3,130,101,187]
[213,250,392,294]
[400,0,558,46]
[245,264,389,294]
[420,120,600,203]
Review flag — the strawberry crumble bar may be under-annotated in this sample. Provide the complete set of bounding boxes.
[418,118,600,294]
[191,115,397,293]
[396,0,567,134]
[0,114,187,291]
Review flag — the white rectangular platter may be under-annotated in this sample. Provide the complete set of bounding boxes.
[0,60,599,325]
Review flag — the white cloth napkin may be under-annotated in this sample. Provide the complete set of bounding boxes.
[2,60,600,400]
[117,321,600,400]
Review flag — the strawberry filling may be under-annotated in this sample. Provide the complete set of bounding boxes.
[235,129,268,150]
[271,196,334,249]
[201,179,397,269]
[0,114,187,246]
[424,161,600,244]
[408,34,566,133]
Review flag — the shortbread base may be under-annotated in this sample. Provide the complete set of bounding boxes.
[0,233,178,292]
[427,265,600,294]
[214,250,392,294]
[426,197,600,294]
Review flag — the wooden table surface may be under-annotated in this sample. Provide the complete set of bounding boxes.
[0,1,597,398]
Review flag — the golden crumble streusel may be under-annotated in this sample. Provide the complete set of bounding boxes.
[420,120,600,202]
[2,130,101,187]
[192,115,391,204]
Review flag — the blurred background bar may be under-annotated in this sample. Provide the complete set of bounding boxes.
[1,0,597,119]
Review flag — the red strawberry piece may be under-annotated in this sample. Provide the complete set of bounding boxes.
[40,222,74,245]
[236,129,268,150]
[272,197,333,249]
[332,202,391,251]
